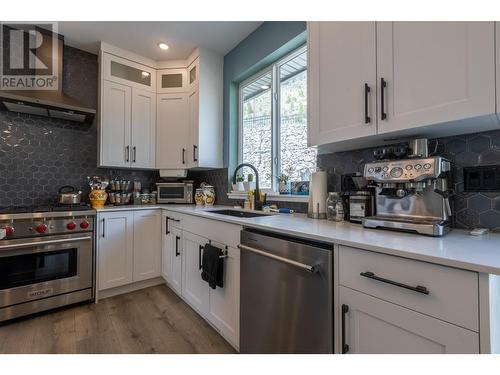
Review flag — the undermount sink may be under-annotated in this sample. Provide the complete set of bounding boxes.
[208,209,274,218]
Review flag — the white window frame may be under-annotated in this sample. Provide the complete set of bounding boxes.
[238,44,308,194]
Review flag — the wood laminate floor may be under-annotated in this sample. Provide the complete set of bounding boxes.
[0,285,236,354]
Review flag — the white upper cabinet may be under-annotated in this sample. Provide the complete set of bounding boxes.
[99,80,132,168]
[157,68,188,93]
[308,21,498,151]
[131,88,156,168]
[377,21,495,135]
[102,52,156,92]
[187,87,200,168]
[308,22,377,146]
[156,93,189,169]
[496,22,500,121]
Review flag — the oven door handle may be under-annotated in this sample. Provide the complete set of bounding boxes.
[0,236,92,252]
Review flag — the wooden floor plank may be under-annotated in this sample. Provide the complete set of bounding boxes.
[0,284,235,354]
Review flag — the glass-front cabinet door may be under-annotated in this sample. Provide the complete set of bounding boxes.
[102,52,156,92]
[188,58,199,88]
[157,68,188,93]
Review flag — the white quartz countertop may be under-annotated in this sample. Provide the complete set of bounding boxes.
[96,204,500,275]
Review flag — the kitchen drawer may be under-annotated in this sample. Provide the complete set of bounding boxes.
[163,210,184,229]
[338,246,479,331]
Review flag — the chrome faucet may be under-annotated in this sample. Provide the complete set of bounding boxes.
[233,163,263,210]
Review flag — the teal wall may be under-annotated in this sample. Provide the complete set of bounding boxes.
[223,21,307,176]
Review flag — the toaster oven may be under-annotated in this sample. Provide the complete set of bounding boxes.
[156,182,193,204]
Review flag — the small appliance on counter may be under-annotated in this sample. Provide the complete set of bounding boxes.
[341,173,375,223]
[362,138,452,236]
[156,181,194,204]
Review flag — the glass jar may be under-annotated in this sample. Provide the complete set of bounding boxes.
[326,192,344,222]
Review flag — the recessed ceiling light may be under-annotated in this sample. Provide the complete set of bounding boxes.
[158,42,169,50]
[260,85,270,90]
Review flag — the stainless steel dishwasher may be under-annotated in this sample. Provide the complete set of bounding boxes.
[239,228,333,353]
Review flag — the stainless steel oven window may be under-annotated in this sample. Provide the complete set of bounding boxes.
[159,186,186,199]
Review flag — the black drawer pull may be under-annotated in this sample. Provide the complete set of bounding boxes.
[199,245,204,270]
[380,78,387,120]
[360,271,429,295]
[175,236,180,256]
[341,304,349,354]
[364,83,371,124]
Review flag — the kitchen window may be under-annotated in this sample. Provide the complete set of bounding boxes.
[238,45,316,192]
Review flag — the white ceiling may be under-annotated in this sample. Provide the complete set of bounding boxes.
[58,21,263,60]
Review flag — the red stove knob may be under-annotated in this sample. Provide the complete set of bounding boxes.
[67,222,76,230]
[4,226,14,236]
[80,221,89,229]
[35,223,48,233]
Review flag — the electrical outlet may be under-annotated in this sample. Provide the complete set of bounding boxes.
[464,165,500,192]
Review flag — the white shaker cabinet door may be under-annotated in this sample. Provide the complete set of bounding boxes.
[161,214,171,282]
[307,21,377,146]
[97,211,134,290]
[182,232,209,316]
[156,93,189,169]
[131,88,156,169]
[99,80,132,168]
[207,245,240,349]
[132,209,161,282]
[339,287,479,354]
[377,21,495,134]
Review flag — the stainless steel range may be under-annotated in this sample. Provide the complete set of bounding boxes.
[0,205,95,322]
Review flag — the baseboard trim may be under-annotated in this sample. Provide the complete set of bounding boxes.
[97,277,165,301]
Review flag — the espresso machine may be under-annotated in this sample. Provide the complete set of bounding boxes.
[362,138,452,236]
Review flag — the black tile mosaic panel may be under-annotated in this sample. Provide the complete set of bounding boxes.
[0,46,157,207]
[318,128,500,230]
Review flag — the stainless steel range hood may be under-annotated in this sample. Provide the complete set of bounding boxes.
[0,28,96,124]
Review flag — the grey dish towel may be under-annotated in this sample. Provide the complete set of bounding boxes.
[201,243,224,289]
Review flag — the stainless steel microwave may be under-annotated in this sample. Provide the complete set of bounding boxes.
[156,182,193,204]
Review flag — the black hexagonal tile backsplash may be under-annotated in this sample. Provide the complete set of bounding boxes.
[317,128,500,230]
[0,46,157,207]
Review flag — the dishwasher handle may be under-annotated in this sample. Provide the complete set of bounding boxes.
[238,244,319,273]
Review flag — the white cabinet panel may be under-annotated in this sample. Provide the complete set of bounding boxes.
[170,226,183,295]
[133,210,161,282]
[308,21,377,146]
[182,232,209,315]
[97,211,134,290]
[377,21,495,134]
[161,214,171,282]
[340,287,479,354]
[99,80,131,168]
[131,88,156,168]
[188,88,200,168]
[156,93,189,169]
[207,245,240,348]
[102,52,156,92]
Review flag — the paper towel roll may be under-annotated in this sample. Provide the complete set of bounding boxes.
[310,170,327,218]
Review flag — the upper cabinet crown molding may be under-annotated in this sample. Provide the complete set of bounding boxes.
[308,21,500,153]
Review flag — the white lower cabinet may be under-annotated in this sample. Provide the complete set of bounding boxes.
[161,212,240,349]
[97,211,134,290]
[97,210,161,291]
[132,210,161,282]
[182,232,210,315]
[339,287,479,354]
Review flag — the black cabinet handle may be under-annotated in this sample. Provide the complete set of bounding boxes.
[360,271,429,295]
[102,218,105,238]
[193,145,198,162]
[175,236,180,256]
[165,217,170,235]
[342,304,349,354]
[380,78,387,120]
[364,83,371,124]
[125,146,130,162]
[199,245,204,270]
[182,148,186,164]
[132,146,136,163]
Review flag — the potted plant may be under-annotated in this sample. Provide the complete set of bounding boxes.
[234,174,245,192]
[275,166,294,194]
[245,173,256,191]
